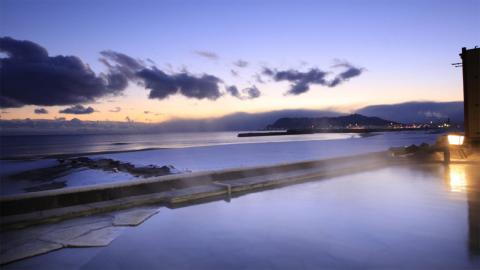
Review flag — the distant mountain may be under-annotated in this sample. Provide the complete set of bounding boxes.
[159,101,463,132]
[267,114,398,130]
[356,101,463,124]
[157,109,341,132]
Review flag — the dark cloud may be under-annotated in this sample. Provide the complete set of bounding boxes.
[263,67,328,95]
[100,50,143,79]
[105,72,129,91]
[226,85,261,100]
[233,60,248,68]
[144,111,150,114]
[245,86,261,99]
[136,68,223,100]
[194,50,219,60]
[109,107,121,113]
[231,69,239,77]
[173,73,222,100]
[0,37,262,108]
[34,108,48,114]
[146,58,156,66]
[253,74,265,84]
[263,62,364,95]
[226,86,241,98]
[0,97,23,108]
[101,51,143,70]
[328,62,365,87]
[59,105,95,114]
[0,37,128,108]
[0,37,48,61]
[99,50,145,92]
[101,50,225,101]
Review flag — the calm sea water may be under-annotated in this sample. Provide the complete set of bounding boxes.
[0,132,357,159]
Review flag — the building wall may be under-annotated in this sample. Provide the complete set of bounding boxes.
[461,47,480,143]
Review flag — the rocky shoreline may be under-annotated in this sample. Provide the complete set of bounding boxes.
[8,157,177,193]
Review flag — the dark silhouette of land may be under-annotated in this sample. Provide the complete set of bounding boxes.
[238,113,448,137]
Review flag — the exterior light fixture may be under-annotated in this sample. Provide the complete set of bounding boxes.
[447,134,465,146]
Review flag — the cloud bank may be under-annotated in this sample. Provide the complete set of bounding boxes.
[0,38,260,109]
[226,85,261,100]
[263,62,365,95]
[0,37,126,108]
[1,37,366,109]
[101,51,245,101]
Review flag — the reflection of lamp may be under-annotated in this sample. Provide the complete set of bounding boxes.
[445,163,480,256]
[448,134,465,145]
[448,165,467,193]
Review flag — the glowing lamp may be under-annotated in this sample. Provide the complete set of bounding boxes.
[447,134,465,145]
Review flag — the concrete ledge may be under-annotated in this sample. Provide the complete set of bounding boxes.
[168,154,396,206]
[1,151,403,230]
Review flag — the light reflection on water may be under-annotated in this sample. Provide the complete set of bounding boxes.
[448,165,468,193]
[6,164,480,270]
[444,163,480,258]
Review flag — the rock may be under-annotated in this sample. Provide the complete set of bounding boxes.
[75,157,91,163]
[389,147,406,156]
[405,144,419,154]
[0,240,62,265]
[419,142,430,148]
[8,156,178,191]
[113,208,159,226]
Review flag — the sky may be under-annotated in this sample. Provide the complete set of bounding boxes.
[0,0,478,122]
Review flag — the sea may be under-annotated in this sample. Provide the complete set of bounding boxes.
[0,131,359,159]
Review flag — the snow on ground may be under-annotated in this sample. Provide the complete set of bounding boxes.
[0,131,438,195]
[0,168,133,196]
[95,131,438,172]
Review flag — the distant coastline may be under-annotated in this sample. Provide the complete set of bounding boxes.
[239,113,453,137]
[238,127,444,137]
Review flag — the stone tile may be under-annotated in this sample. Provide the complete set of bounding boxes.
[63,226,125,247]
[0,239,62,265]
[39,220,112,244]
[53,214,112,229]
[0,223,55,254]
[113,207,159,226]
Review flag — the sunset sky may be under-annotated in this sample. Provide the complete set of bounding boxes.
[1,0,478,122]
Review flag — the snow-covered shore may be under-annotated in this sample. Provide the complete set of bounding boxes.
[95,131,438,171]
[0,131,439,195]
